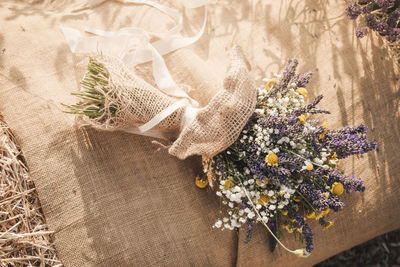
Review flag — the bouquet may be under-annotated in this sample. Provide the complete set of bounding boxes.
[196,60,378,257]
[64,46,257,160]
[65,51,378,257]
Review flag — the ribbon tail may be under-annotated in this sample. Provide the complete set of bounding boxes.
[138,99,188,133]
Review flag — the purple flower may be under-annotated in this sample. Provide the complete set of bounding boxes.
[321,125,378,159]
[299,183,329,211]
[346,0,400,42]
[244,220,254,243]
[356,26,368,38]
[346,3,362,20]
[277,59,299,94]
[288,207,314,253]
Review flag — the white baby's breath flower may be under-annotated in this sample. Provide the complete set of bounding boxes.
[214,220,222,228]
[248,212,255,219]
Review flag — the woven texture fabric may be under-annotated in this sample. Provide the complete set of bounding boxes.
[0,0,399,267]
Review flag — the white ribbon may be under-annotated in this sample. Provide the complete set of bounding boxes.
[61,0,207,133]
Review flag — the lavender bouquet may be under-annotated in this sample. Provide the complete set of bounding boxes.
[346,0,400,41]
[196,59,378,257]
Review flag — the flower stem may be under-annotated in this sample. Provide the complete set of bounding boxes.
[237,177,309,257]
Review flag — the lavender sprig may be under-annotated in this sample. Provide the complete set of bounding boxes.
[346,1,400,42]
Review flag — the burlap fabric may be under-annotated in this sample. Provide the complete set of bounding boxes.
[0,1,399,266]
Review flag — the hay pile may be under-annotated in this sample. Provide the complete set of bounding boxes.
[0,119,61,266]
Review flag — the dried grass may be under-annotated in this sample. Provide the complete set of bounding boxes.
[0,119,61,267]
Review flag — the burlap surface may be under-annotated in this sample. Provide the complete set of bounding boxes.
[0,0,399,266]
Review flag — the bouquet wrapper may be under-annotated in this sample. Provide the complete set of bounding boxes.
[77,46,257,159]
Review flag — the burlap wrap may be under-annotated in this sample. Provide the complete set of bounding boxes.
[80,46,256,159]
[0,0,399,266]
[169,46,257,159]
[77,55,185,138]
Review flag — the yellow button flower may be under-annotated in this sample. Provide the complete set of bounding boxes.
[257,193,271,205]
[282,210,288,216]
[323,221,334,230]
[330,182,344,196]
[319,122,328,139]
[293,197,301,202]
[224,177,235,190]
[296,87,308,99]
[265,152,278,166]
[298,114,306,125]
[306,163,314,171]
[323,208,331,216]
[315,212,325,220]
[195,176,208,189]
[328,152,337,161]
[265,78,279,90]
[256,178,270,186]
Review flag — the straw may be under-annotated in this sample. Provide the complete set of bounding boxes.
[0,118,61,266]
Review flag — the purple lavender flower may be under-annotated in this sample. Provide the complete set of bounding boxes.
[244,220,254,243]
[346,0,400,42]
[346,3,362,20]
[321,125,378,159]
[288,207,314,253]
[327,195,345,212]
[356,26,368,38]
[298,183,326,210]
[295,71,313,88]
[277,59,299,94]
